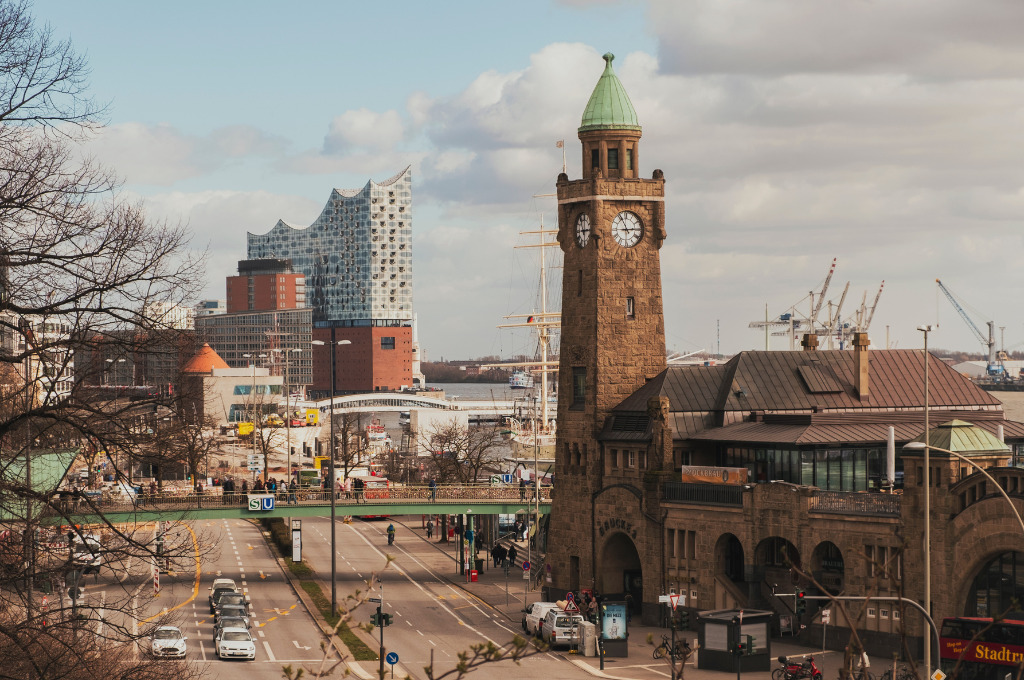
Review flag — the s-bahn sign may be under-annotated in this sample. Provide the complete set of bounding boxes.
[247,495,275,511]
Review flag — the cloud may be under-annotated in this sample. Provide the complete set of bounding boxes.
[323,108,406,154]
[84,122,288,186]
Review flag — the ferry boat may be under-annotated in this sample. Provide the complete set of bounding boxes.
[509,370,535,390]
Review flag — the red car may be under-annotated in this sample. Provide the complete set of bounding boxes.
[289,418,305,427]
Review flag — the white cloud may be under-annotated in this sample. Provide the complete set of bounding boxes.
[323,108,406,154]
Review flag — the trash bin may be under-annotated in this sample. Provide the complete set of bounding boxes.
[470,569,478,582]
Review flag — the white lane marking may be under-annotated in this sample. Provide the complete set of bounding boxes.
[199,638,207,661]
[262,640,276,661]
[293,640,311,650]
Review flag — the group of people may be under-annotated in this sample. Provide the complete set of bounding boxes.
[489,541,520,568]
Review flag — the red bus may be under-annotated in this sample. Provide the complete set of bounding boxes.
[349,475,390,519]
[940,616,1024,680]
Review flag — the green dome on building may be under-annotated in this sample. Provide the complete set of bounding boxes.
[910,419,1010,457]
[578,53,641,134]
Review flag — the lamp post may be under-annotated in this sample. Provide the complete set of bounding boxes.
[243,353,267,482]
[273,347,302,491]
[915,324,935,675]
[312,335,350,615]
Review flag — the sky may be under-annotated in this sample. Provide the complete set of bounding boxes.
[32,0,1024,362]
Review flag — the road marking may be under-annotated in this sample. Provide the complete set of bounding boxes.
[262,641,276,661]
[259,570,266,579]
[262,616,278,625]
[293,640,311,650]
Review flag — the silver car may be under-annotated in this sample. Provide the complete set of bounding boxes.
[150,625,188,658]
[215,626,255,660]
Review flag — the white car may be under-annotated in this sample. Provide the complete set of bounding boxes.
[215,626,255,660]
[541,609,585,647]
[150,625,188,658]
[523,601,559,636]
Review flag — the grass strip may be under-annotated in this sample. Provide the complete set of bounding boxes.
[300,581,378,661]
[286,558,314,579]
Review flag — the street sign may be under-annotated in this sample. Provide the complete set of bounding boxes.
[386,652,399,665]
[821,608,831,624]
[564,591,580,612]
[522,560,530,571]
[931,671,947,680]
[670,594,680,611]
[369,597,381,603]
[247,495,274,511]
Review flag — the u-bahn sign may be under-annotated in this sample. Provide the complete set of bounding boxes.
[247,495,275,511]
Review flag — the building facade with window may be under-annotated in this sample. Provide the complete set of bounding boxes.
[544,52,1024,660]
[246,169,414,393]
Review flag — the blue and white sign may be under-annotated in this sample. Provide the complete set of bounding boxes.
[247,495,275,511]
[501,473,514,484]
[385,652,399,665]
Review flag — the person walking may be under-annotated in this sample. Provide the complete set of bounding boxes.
[508,542,518,568]
[387,523,396,545]
[426,517,434,539]
[519,477,527,501]
[429,478,437,502]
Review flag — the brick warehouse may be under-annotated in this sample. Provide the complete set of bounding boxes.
[543,52,1024,656]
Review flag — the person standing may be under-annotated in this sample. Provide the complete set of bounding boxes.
[426,517,434,539]
[519,477,527,501]
[429,478,437,502]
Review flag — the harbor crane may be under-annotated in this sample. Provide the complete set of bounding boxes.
[935,279,1003,376]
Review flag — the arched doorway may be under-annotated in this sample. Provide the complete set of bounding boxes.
[755,536,801,587]
[964,551,1024,618]
[811,541,844,595]
[600,531,642,618]
[715,533,745,583]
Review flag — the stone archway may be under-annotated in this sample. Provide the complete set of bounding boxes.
[715,533,745,583]
[811,541,845,595]
[962,550,1024,618]
[599,531,642,616]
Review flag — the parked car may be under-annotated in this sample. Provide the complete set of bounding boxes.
[150,625,188,658]
[523,601,559,635]
[214,626,255,660]
[540,609,585,648]
[71,535,102,573]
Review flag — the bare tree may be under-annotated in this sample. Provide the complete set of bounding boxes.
[418,417,504,484]
[0,1,205,675]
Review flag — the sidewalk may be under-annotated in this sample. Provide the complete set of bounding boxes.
[392,516,849,680]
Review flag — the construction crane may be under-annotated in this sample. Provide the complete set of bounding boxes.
[935,279,1003,376]
[749,258,837,350]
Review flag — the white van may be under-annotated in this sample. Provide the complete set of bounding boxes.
[523,601,559,636]
[71,535,102,573]
[541,609,585,647]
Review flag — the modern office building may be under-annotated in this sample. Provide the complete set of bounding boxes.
[196,259,312,390]
[246,168,414,393]
[194,299,226,317]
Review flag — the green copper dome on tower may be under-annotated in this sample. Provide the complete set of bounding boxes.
[579,53,641,133]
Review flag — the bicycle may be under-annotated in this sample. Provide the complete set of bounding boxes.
[879,665,916,680]
[653,634,691,661]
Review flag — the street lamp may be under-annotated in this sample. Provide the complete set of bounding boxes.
[242,353,268,482]
[916,324,935,676]
[311,335,350,615]
[273,348,303,489]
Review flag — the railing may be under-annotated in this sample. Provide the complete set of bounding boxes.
[809,490,901,517]
[662,482,745,507]
[48,484,552,517]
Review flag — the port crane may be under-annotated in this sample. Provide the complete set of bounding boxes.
[935,279,1004,376]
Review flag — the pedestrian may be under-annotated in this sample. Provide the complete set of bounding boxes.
[508,542,518,567]
[355,478,365,503]
[588,597,598,623]
[519,477,526,501]
[426,518,434,539]
[255,478,264,492]
[625,592,634,622]
[429,478,437,501]
[241,479,249,493]
[387,523,396,545]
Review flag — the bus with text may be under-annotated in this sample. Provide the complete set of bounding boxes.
[940,616,1024,680]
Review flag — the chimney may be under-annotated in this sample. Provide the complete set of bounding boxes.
[854,332,870,400]
[801,333,819,351]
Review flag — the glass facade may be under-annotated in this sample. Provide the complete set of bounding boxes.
[246,168,413,327]
[966,551,1024,618]
[195,308,312,386]
[717,445,893,491]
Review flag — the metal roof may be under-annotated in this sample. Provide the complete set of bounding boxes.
[909,419,1011,456]
[578,53,641,133]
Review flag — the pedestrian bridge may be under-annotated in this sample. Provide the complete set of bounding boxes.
[296,393,517,420]
[50,485,552,523]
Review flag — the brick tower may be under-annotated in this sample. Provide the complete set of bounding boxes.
[545,53,667,604]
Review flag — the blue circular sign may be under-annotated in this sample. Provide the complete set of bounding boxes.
[386,652,399,665]
[522,560,530,571]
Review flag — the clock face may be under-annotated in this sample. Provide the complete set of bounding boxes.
[611,211,643,247]
[575,213,591,247]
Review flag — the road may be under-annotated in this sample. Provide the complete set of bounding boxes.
[298,515,593,680]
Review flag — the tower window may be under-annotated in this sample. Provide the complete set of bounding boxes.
[627,148,634,170]
[607,148,619,170]
[572,367,586,408]
[591,148,599,169]
[626,296,635,319]
[578,270,583,296]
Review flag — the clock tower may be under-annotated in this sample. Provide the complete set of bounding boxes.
[545,53,668,605]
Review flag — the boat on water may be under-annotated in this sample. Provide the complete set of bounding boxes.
[509,370,535,389]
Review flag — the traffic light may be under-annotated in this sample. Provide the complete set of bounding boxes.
[736,640,746,655]
[795,590,806,615]
[678,610,690,629]
[381,613,393,626]
[745,634,756,655]
[370,612,380,626]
